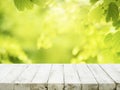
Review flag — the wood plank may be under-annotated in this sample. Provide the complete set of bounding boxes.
[0,64,27,90]
[48,64,64,90]
[0,65,14,80]
[100,64,120,90]
[0,64,27,83]
[14,64,40,90]
[0,64,17,90]
[76,64,98,90]
[31,64,52,90]
[64,64,81,90]
[0,64,119,90]
[88,64,115,90]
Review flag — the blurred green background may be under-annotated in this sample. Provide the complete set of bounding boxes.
[0,0,120,63]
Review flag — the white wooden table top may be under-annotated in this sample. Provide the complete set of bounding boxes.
[0,64,120,90]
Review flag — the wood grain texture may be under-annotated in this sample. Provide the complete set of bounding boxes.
[100,64,120,90]
[88,64,115,90]
[64,64,81,90]
[0,64,119,90]
[0,64,27,90]
[48,64,64,90]
[0,64,14,80]
[0,65,16,90]
[31,64,51,90]
[14,64,40,90]
[76,64,98,90]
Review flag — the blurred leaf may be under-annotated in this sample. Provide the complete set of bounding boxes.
[88,1,104,22]
[104,31,120,51]
[104,33,113,47]
[31,0,41,5]
[106,2,119,22]
[113,20,120,29]
[86,56,98,63]
[90,0,98,4]
[14,0,33,11]
[14,0,25,11]
[24,0,34,9]
[8,55,24,63]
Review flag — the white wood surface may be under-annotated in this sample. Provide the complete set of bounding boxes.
[0,64,27,90]
[0,64,17,90]
[0,65,14,80]
[0,64,119,90]
[14,64,40,90]
[48,64,64,90]
[100,64,120,90]
[31,64,51,90]
[64,64,81,90]
[1,64,27,83]
[76,64,98,90]
[88,64,115,90]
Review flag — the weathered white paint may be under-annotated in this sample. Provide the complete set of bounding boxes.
[0,64,27,90]
[0,64,119,90]
[48,64,64,90]
[100,64,120,90]
[88,64,115,90]
[31,64,51,90]
[76,64,98,90]
[14,64,40,90]
[64,64,81,90]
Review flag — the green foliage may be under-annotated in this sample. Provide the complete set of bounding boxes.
[113,20,120,29]
[0,38,31,63]
[90,0,98,4]
[31,0,44,5]
[106,2,119,22]
[1,0,120,63]
[88,2,104,22]
[89,0,120,28]
[104,31,120,51]
[14,0,34,11]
